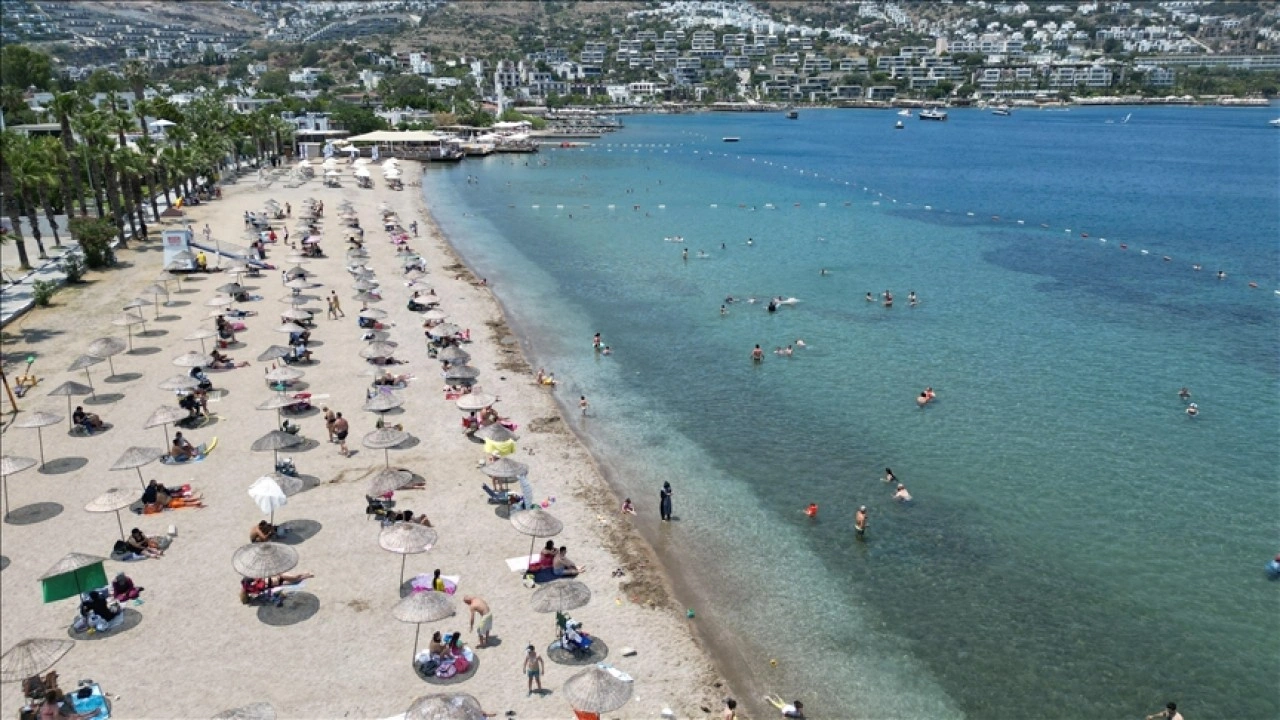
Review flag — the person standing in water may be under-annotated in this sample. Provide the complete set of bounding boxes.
[579,396,589,416]
[682,248,688,261]
[1179,387,1191,401]
[854,506,868,539]
[659,481,673,521]
[752,345,764,362]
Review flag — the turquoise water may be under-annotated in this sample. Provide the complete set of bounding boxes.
[423,107,1279,719]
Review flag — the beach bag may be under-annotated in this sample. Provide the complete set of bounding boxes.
[420,659,439,675]
[435,662,457,679]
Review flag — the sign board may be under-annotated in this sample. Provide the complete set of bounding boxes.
[162,228,193,270]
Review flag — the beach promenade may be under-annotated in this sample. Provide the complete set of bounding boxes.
[0,162,724,718]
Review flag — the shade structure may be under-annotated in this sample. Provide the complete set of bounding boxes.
[283,266,309,279]
[216,283,245,295]
[264,366,304,382]
[251,430,304,467]
[510,508,563,573]
[443,366,480,382]
[353,291,382,303]
[184,327,218,353]
[85,487,136,541]
[436,346,468,363]
[404,269,427,281]
[256,394,297,411]
[455,394,497,412]
[392,591,456,659]
[358,308,387,320]
[211,703,276,720]
[122,298,147,313]
[362,428,410,468]
[204,295,235,308]
[15,411,63,466]
[284,278,317,291]
[140,284,170,315]
[422,310,448,323]
[562,665,633,714]
[480,458,528,479]
[352,279,379,292]
[232,542,298,579]
[530,579,592,613]
[67,354,104,390]
[248,476,288,525]
[431,323,461,337]
[144,405,188,445]
[0,455,38,518]
[367,467,414,496]
[172,351,212,368]
[475,423,517,443]
[379,521,438,588]
[0,638,75,683]
[47,380,95,425]
[362,391,404,412]
[280,307,313,321]
[110,446,167,489]
[86,337,127,376]
[39,553,108,603]
[274,322,306,335]
[405,694,487,720]
[257,345,293,362]
[158,374,201,392]
[109,311,145,328]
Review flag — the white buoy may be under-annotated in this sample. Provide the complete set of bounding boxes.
[819,203,827,207]
[658,204,666,209]
[924,205,932,210]
[532,205,540,209]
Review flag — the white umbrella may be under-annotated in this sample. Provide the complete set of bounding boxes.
[248,475,288,525]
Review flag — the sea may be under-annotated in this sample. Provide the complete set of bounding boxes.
[421,106,1279,720]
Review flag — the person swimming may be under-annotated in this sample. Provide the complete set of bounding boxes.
[1178,387,1191,401]
[894,484,912,502]
[795,339,806,348]
[804,503,818,518]
[866,292,875,302]
[1186,403,1198,417]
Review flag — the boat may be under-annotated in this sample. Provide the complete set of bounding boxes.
[1270,118,1280,127]
[786,110,798,120]
[991,106,1012,116]
[722,136,741,142]
[427,144,465,162]
[919,108,948,121]
[897,109,912,117]
[894,121,904,130]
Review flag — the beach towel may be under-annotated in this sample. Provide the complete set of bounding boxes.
[505,554,540,572]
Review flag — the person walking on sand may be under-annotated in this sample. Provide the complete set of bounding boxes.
[659,481,673,521]
[523,644,544,696]
[332,412,349,456]
[464,595,493,648]
[410,220,419,237]
[326,294,337,320]
[854,506,868,539]
[330,291,344,317]
[323,406,337,442]
[579,395,589,416]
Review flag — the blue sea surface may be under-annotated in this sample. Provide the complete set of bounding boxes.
[422,107,1279,719]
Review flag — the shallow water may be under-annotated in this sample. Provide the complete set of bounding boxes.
[424,107,1279,719]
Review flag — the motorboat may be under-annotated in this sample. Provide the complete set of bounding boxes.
[897,109,912,117]
[722,136,741,142]
[1270,118,1280,127]
[786,110,798,119]
[991,106,1012,116]
[894,121,904,129]
[919,108,948,121]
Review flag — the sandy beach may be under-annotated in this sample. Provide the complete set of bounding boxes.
[0,162,728,718]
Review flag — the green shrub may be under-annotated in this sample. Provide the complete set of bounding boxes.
[32,279,58,306]
[69,217,117,269]
[61,251,85,283]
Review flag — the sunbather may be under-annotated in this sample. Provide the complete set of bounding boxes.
[126,528,163,558]
[71,406,104,432]
[112,572,142,601]
[170,432,196,461]
[209,349,249,369]
[398,509,432,526]
[250,520,279,543]
[239,572,314,604]
[553,546,585,577]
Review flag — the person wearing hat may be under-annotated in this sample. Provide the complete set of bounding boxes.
[854,506,869,539]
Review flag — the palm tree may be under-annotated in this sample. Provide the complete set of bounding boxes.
[135,135,162,221]
[71,110,109,222]
[30,137,67,247]
[0,131,34,269]
[6,134,56,259]
[74,110,128,246]
[50,91,88,217]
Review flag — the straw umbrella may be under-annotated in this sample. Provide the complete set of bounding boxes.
[368,467,414,496]
[216,283,245,295]
[145,405,189,446]
[0,638,75,683]
[110,446,167,489]
[432,323,461,337]
[280,307,313,322]
[274,322,306,335]
[358,308,387,320]
[248,476,288,526]
[480,458,528,481]
[379,521,438,587]
[256,394,297,424]
[15,411,63,466]
[455,394,497,412]
[362,391,404,413]
[562,666,633,714]
[392,590,456,660]
[284,278,316,292]
[85,487,136,541]
[257,345,294,362]
[66,355,103,392]
[109,312,146,350]
[158,374,201,392]
[140,284,170,315]
[362,428,409,468]
[0,455,38,517]
[509,508,563,573]
[359,342,399,361]
[404,694,486,720]
[47,381,94,425]
[211,703,276,720]
[444,366,480,382]
[184,328,219,353]
[264,366,304,383]
[352,279,379,292]
[204,295,235,309]
[476,423,517,443]
[251,430,304,468]
[85,337,127,376]
[436,346,468,364]
[530,580,592,614]
[353,291,382,304]
[232,542,298,579]
[172,351,212,369]
[122,298,149,320]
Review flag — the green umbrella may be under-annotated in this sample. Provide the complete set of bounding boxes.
[39,553,108,603]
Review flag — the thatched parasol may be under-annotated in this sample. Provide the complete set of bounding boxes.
[367,467,414,496]
[250,430,304,467]
[144,405,188,445]
[392,591,456,659]
[362,391,404,413]
[110,446,167,489]
[379,521,438,586]
[231,542,298,579]
[455,394,496,412]
[509,508,563,573]
[15,411,63,466]
[172,351,212,368]
[0,638,75,683]
[184,327,219,353]
[561,666,633,714]
[211,703,276,720]
[85,487,137,541]
[475,423,517,443]
[0,455,38,518]
[257,345,293,362]
[158,374,201,392]
[47,380,95,424]
[480,457,527,479]
[530,579,592,614]
[362,428,410,467]
[443,366,479,382]
[404,694,487,720]
[86,337,127,376]
[66,354,104,391]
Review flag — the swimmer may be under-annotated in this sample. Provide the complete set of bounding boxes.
[720,305,728,316]
[746,239,753,246]
[601,346,612,356]
[1217,270,1226,279]
[682,248,688,261]
[593,332,601,350]
[894,484,912,502]
[865,292,875,302]
[804,503,818,518]
[1178,387,1190,401]
[795,339,805,348]
[720,242,726,250]
[751,345,764,362]
[783,345,794,356]
[854,507,868,539]
[925,387,936,401]
[1186,403,1198,417]
[764,695,805,719]
[916,391,929,408]
[1192,264,1202,271]
[884,467,897,484]
[819,269,828,276]
[725,296,735,304]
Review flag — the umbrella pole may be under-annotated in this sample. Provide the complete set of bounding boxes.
[270,507,275,526]
[161,423,171,447]
[199,338,207,353]
[412,622,422,660]
[125,325,134,351]
[399,554,407,587]
[384,448,390,468]
[106,356,117,377]
[37,427,46,466]
[83,368,95,396]
[115,509,126,541]
[2,477,9,518]
[66,396,74,430]
[135,466,146,490]
[527,535,537,573]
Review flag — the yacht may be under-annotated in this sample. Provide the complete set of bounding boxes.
[894,120,904,130]
[1270,118,1280,127]
[786,109,799,119]
[897,108,912,117]
[722,136,741,142]
[991,106,1012,116]
[919,108,948,121]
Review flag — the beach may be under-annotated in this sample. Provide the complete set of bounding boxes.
[0,161,727,718]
